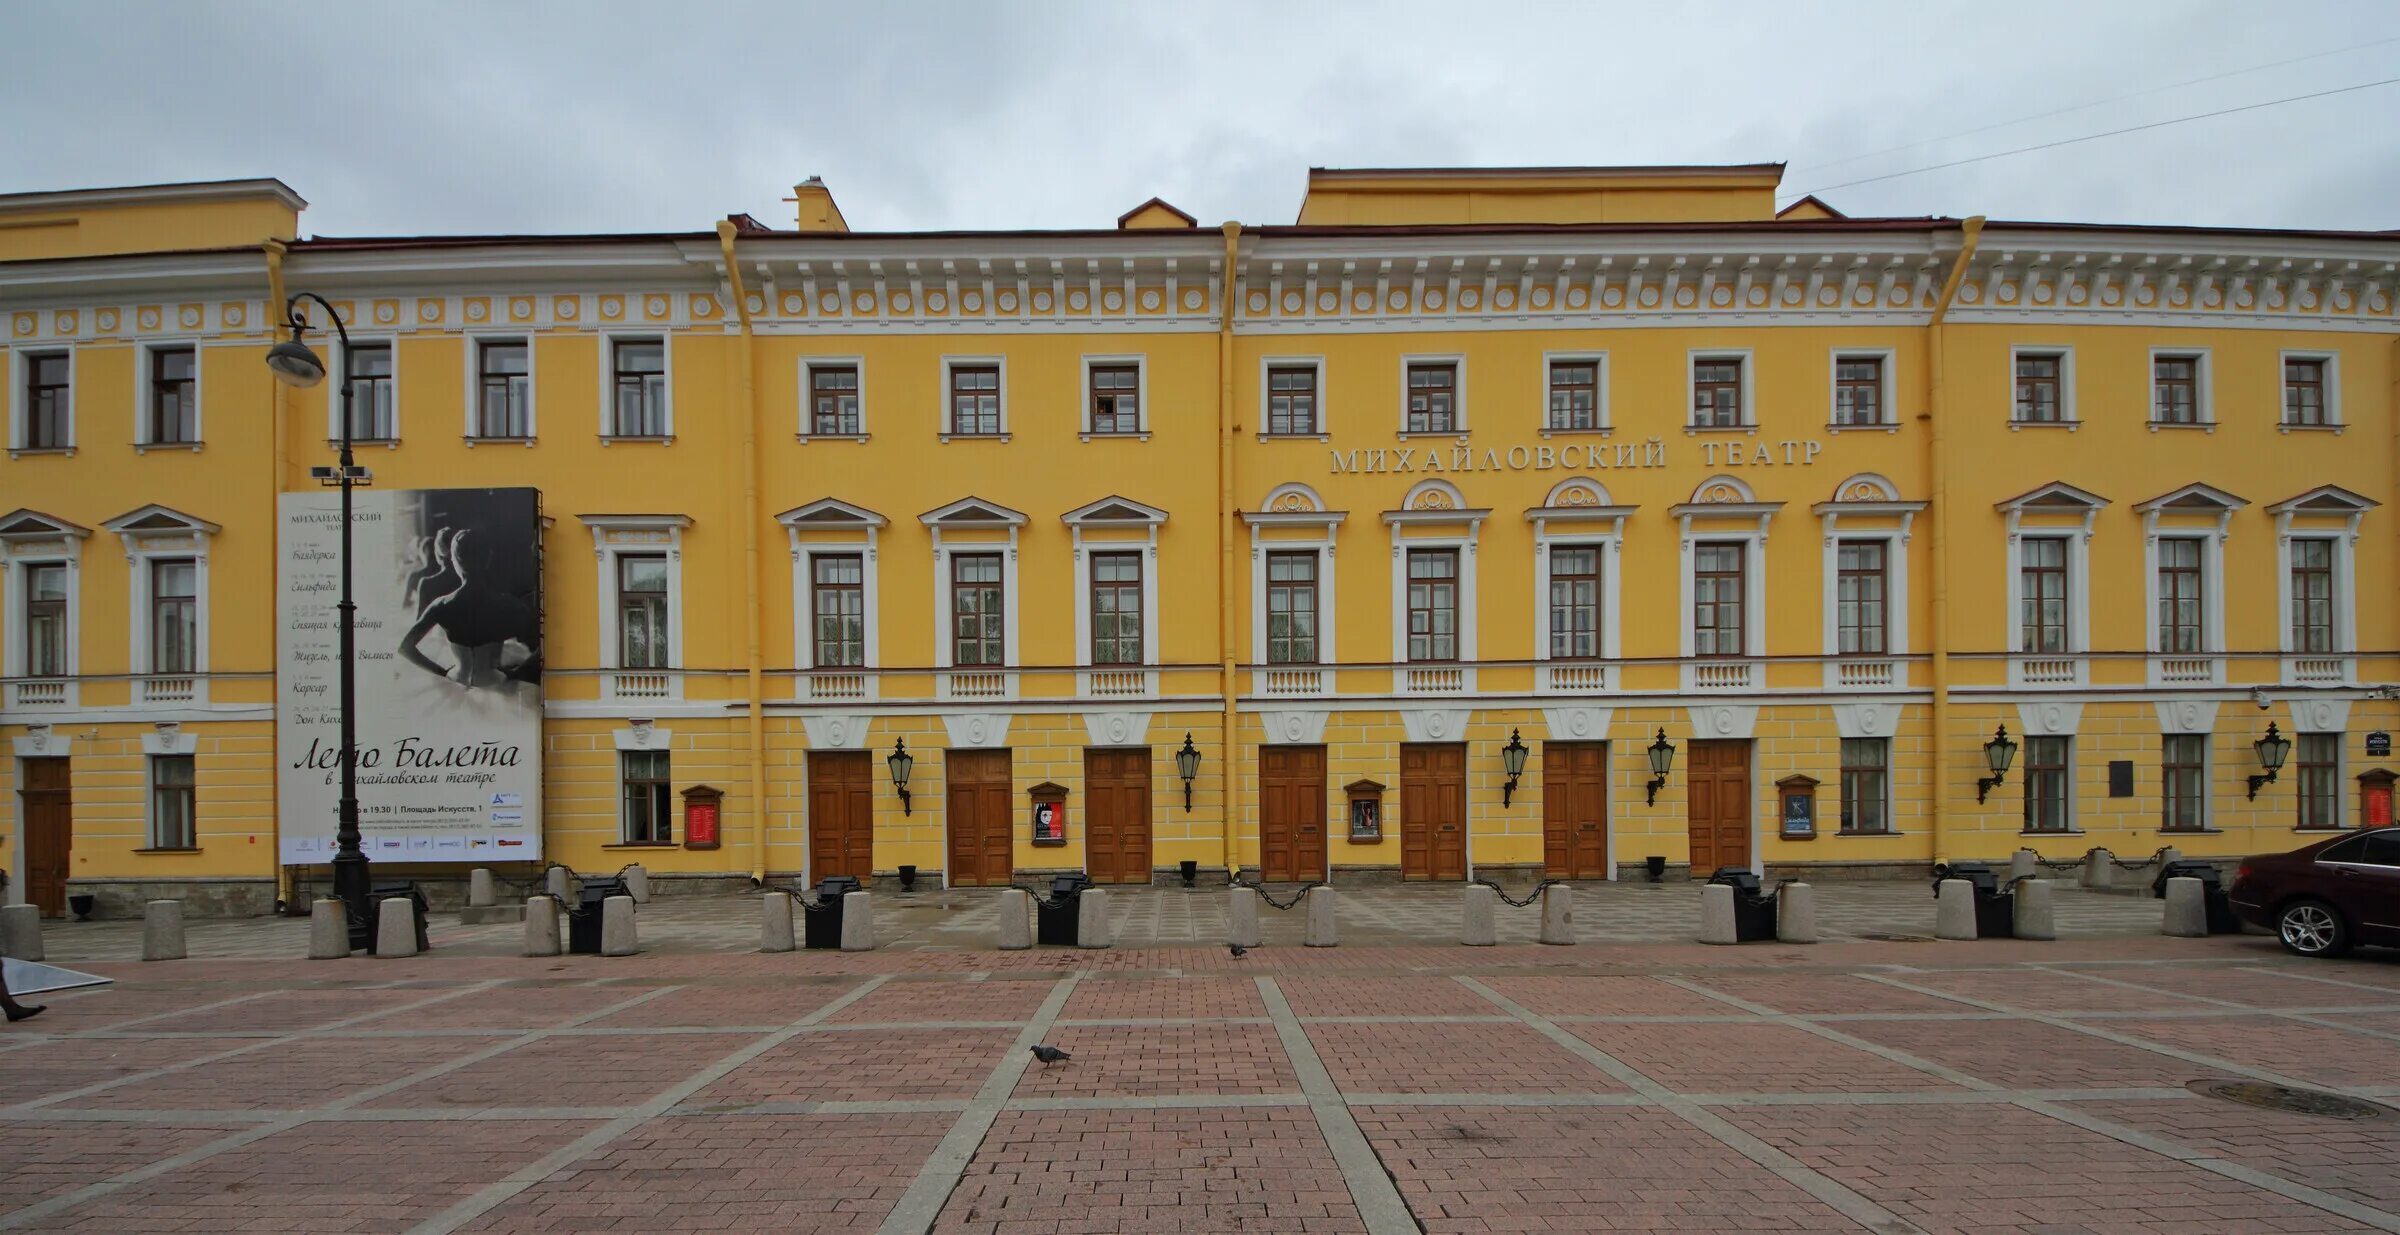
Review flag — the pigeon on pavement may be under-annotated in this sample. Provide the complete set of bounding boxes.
[1029,1044,1071,1066]
[1228,943,1248,957]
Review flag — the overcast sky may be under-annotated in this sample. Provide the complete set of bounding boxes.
[6,1,2396,237]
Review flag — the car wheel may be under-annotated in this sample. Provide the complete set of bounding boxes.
[2278,899,2351,957]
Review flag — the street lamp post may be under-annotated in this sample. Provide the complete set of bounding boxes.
[265,292,374,948]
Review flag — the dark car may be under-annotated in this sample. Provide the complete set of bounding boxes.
[2228,828,2400,957]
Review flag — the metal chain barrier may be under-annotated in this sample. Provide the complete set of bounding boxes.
[2033,855,2087,872]
[1470,877,1562,909]
[1018,883,1077,912]
[2108,846,2174,871]
[1230,878,1312,911]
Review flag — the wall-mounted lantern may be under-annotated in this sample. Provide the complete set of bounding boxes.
[1976,725,2019,803]
[1499,729,1530,806]
[1645,728,1676,806]
[887,737,915,815]
[1175,733,1202,811]
[2247,722,2292,800]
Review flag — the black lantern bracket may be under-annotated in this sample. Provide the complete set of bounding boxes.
[1645,727,1675,806]
[1977,724,2019,804]
[2247,721,2291,799]
[1174,733,1202,812]
[887,737,915,815]
[1499,728,1530,807]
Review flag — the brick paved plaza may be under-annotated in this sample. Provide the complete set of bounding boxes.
[5,896,2399,1233]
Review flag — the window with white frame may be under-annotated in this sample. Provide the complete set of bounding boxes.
[1547,545,1601,659]
[921,498,1025,682]
[1545,356,1605,431]
[2296,733,2341,829]
[1692,542,1746,655]
[2012,350,2070,424]
[580,514,689,689]
[2290,538,2336,653]
[950,552,1005,665]
[144,345,200,446]
[150,559,198,673]
[338,342,396,441]
[1839,738,1890,834]
[946,360,1004,437]
[2155,537,2206,653]
[1089,552,1144,664]
[1836,541,1886,653]
[609,337,669,436]
[1266,551,1319,663]
[2282,354,2335,427]
[811,554,866,667]
[17,349,72,450]
[1690,355,1747,428]
[805,360,863,436]
[1832,353,1890,426]
[1403,360,1461,433]
[1405,548,1459,661]
[149,755,196,849]
[618,554,670,668]
[1083,358,1145,437]
[21,561,70,676]
[2023,736,2073,832]
[2161,734,2207,833]
[2150,351,2207,427]
[620,750,673,843]
[1263,360,1322,436]
[473,338,532,439]
[778,499,886,679]
[2020,536,2071,654]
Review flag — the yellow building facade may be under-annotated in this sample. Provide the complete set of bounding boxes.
[2,167,2395,915]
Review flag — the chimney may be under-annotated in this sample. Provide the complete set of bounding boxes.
[790,177,849,234]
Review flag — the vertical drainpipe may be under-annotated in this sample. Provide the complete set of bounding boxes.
[1925,216,1984,864]
[263,239,293,910]
[1218,222,1242,877]
[717,221,770,883]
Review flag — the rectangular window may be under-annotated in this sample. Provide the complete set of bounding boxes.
[24,562,68,676]
[2152,355,2201,424]
[949,365,1001,436]
[1692,358,1743,427]
[1836,540,1887,654]
[474,339,530,438]
[2156,538,2204,653]
[1547,546,1600,659]
[151,558,197,674]
[2161,734,2206,832]
[1693,542,1746,656]
[1265,364,1318,436]
[2023,736,2072,833]
[1405,363,1457,433]
[149,346,198,444]
[809,364,861,435]
[2014,353,2063,422]
[1833,356,1884,425]
[2020,537,2069,654]
[611,339,668,436]
[1089,551,1143,665]
[1406,549,1459,661]
[810,554,864,668]
[951,552,1005,666]
[346,343,395,441]
[2296,733,2341,829]
[150,755,196,849]
[1547,361,1599,430]
[1839,738,1890,834]
[2283,358,2328,426]
[1089,364,1139,435]
[620,750,673,844]
[2291,539,2335,653]
[618,554,669,669]
[23,351,70,449]
[1265,551,1318,664]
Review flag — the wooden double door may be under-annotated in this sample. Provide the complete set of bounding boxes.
[17,758,71,917]
[1083,748,1153,884]
[1400,743,1467,881]
[1542,742,1610,880]
[1256,745,1326,883]
[807,752,875,882]
[944,749,1013,887]
[1686,739,1753,874]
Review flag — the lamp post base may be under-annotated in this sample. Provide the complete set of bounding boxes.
[331,851,373,951]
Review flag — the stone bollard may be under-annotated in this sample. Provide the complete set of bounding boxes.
[307,898,350,959]
[545,865,572,901]
[2014,878,2057,941]
[1460,885,1498,946]
[1539,884,1575,946]
[2082,848,2114,891]
[2009,849,2037,882]
[1303,885,1338,947]
[1776,882,1818,944]
[0,903,43,962]
[1074,888,1111,950]
[760,891,796,953]
[2159,847,2183,871]
[1699,884,1739,945]
[142,900,186,962]
[1935,879,1978,940]
[841,891,877,951]
[1226,887,1262,950]
[998,887,1034,950]
[461,868,523,925]
[2162,877,2209,938]
[601,895,638,956]
[524,896,562,956]
[375,897,420,958]
[469,868,495,907]
[624,865,651,904]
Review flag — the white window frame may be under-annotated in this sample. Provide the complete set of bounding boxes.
[2159,732,2212,835]
[1685,348,1756,433]
[1078,354,1149,441]
[615,744,675,845]
[579,514,690,702]
[1242,484,1345,696]
[104,506,218,706]
[1528,478,1628,694]
[1837,736,1893,835]
[2141,528,2227,686]
[142,730,200,851]
[2007,345,2077,429]
[2146,346,2213,432]
[599,334,672,440]
[1680,533,1766,653]
[2277,350,2341,432]
[134,339,204,451]
[326,336,400,444]
[938,354,1008,443]
[1062,496,1168,699]
[2021,734,2078,835]
[3,548,81,710]
[1258,355,1327,441]
[778,501,886,691]
[10,345,76,456]
[2279,533,2355,683]
[1827,347,1897,431]
[1397,353,1468,439]
[1997,483,2107,687]
[1669,478,1779,690]
[1539,350,1611,436]
[798,355,868,440]
[921,497,1029,699]
[463,333,537,442]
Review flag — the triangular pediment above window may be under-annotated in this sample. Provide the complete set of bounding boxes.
[0,508,90,541]
[2265,484,2378,517]
[775,498,888,529]
[1060,495,1168,527]
[919,496,1028,527]
[2131,482,2247,514]
[1993,480,2110,514]
[101,504,222,537]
